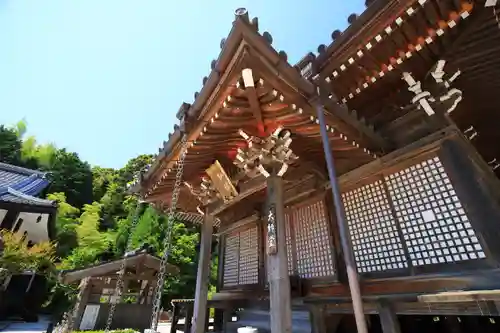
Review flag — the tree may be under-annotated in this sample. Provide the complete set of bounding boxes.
[47,193,80,259]
[98,154,153,229]
[0,119,55,169]
[2,119,211,314]
[60,202,112,269]
[0,125,23,165]
[20,135,57,169]
[118,154,153,186]
[161,221,199,304]
[91,166,117,202]
[46,149,94,209]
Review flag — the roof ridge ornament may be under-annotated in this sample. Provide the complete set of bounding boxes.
[234,7,249,21]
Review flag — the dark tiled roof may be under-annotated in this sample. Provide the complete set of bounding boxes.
[0,162,54,207]
[1,188,56,207]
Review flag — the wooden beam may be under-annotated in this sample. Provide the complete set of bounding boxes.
[96,270,157,281]
[418,290,500,303]
[337,126,457,190]
[191,214,214,333]
[61,253,176,284]
[245,85,265,135]
[217,213,260,235]
[72,280,92,330]
[208,170,323,217]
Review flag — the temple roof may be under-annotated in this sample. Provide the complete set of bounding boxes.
[133,8,380,206]
[59,251,179,284]
[133,1,500,216]
[0,162,56,207]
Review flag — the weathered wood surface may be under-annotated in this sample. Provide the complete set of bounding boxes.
[418,290,500,303]
[377,301,401,333]
[60,252,178,284]
[191,215,214,333]
[266,173,292,333]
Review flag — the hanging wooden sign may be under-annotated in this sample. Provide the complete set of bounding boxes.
[267,204,278,255]
[205,160,238,203]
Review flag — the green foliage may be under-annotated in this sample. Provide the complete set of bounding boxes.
[161,222,200,305]
[47,149,94,208]
[98,155,153,229]
[1,120,209,313]
[91,166,117,202]
[0,230,56,275]
[20,135,57,169]
[0,125,23,165]
[13,119,28,138]
[60,202,113,269]
[48,193,80,258]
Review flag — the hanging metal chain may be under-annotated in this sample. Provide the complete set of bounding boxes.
[150,135,189,331]
[54,277,90,333]
[105,201,144,331]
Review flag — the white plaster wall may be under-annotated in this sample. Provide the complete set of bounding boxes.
[0,209,7,226]
[15,212,50,243]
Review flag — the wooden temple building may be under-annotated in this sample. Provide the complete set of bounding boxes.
[131,0,500,332]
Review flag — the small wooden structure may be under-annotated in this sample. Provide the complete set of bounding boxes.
[131,1,500,333]
[59,251,179,331]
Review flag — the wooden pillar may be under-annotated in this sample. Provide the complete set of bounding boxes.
[184,304,193,333]
[377,301,401,333]
[266,171,293,333]
[149,282,157,305]
[72,279,92,330]
[222,308,232,332]
[191,214,214,333]
[170,303,179,333]
[309,305,327,333]
[213,308,223,332]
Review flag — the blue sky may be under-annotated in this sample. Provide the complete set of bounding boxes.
[0,0,365,169]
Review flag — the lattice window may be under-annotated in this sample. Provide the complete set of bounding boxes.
[238,226,259,285]
[291,200,336,278]
[385,156,486,266]
[223,232,239,287]
[223,225,259,287]
[284,212,294,275]
[342,181,408,273]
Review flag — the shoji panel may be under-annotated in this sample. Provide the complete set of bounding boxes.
[223,232,239,287]
[385,156,486,266]
[291,200,336,278]
[223,224,260,288]
[284,212,294,275]
[342,180,408,273]
[238,225,259,285]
